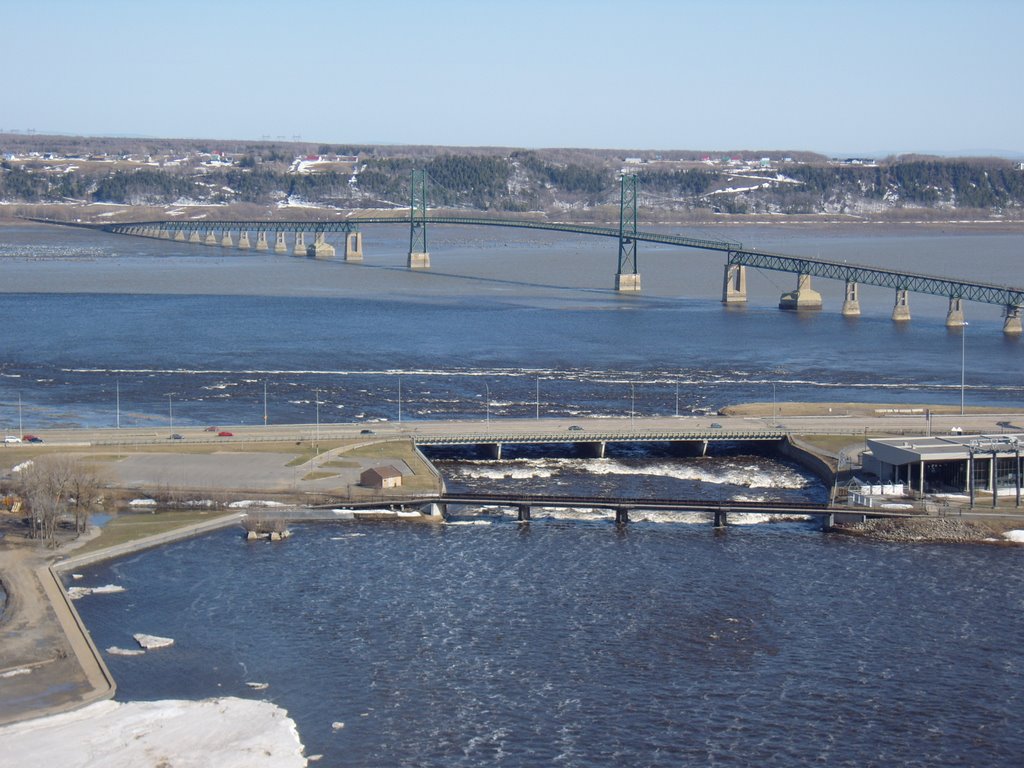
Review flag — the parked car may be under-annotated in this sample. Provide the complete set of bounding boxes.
[169,433,184,440]
[3,435,22,444]
[22,434,42,443]
[217,431,234,437]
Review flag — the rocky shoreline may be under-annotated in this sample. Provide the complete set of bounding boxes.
[834,517,1019,544]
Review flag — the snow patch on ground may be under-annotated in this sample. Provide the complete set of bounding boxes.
[228,500,289,509]
[1004,529,1024,543]
[0,697,307,768]
[128,498,157,507]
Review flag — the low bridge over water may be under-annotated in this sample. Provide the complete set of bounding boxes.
[338,492,903,527]
[94,173,1024,334]
[415,427,786,459]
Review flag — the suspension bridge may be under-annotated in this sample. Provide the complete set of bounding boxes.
[96,171,1024,335]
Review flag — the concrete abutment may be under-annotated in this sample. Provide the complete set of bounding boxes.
[779,274,822,311]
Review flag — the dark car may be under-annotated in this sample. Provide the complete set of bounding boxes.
[568,425,584,431]
[709,423,723,429]
[360,429,376,435]
[22,434,43,443]
[169,433,184,440]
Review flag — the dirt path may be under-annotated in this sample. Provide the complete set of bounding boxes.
[0,541,114,726]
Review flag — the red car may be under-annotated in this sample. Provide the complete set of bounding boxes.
[217,431,234,437]
[22,434,43,443]
[204,426,218,432]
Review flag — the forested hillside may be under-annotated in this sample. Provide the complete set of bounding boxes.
[2,133,1023,220]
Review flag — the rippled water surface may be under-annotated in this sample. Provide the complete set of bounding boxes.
[72,523,1024,766]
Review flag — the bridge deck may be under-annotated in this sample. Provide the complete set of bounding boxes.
[103,215,1024,308]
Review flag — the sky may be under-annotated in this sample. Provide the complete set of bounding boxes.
[3,0,1023,155]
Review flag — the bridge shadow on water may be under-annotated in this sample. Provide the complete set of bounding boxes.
[335,260,679,305]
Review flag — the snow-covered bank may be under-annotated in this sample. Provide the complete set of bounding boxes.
[0,697,307,767]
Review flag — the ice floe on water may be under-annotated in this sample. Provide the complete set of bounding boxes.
[133,633,174,650]
[106,646,145,657]
[67,584,125,601]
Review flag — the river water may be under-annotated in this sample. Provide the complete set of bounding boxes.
[3,220,1024,764]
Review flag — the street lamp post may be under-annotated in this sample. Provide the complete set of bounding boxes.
[398,376,402,423]
[484,382,490,427]
[315,389,321,451]
[630,383,635,429]
[960,322,969,416]
[168,395,173,430]
[675,383,679,417]
[536,377,540,420]
[116,380,120,429]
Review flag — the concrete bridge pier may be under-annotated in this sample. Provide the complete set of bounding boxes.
[945,297,966,327]
[779,274,822,310]
[274,232,288,254]
[481,443,502,460]
[159,229,171,240]
[713,508,729,528]
[173,230,186,242]
[841,281,861,316]
[220,231,234,247]
[722,264,747,304]
[1004,305,1023,335]
[188,231,201,243]
[255,231,269,251]
[408,250,430,269]
[580,441,606,459]
[238,231,251,250]
[204,231,217,245]
[420,502,446,518]
[892,288,911,322]
[292,232,306,257]
[615,272,642,292]
[307,232,335,259]
[344,231,364,261]
[672,440,708,458]
[517,504,531,522]
[615,508,630,525]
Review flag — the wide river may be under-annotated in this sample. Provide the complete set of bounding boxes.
[2,219,1023,764]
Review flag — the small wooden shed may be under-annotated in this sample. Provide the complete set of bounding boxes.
[360,465,403,489]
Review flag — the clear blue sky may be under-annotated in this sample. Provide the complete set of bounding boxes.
[4,0,1023,155]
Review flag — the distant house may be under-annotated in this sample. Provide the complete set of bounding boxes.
[360,465,403,489]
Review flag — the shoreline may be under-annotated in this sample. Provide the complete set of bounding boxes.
[2,402,1024,752]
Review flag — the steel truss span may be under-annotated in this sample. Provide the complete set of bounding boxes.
[104,216,1023,309]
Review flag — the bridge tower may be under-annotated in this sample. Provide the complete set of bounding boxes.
[408,169,430,269]
[615,174,641,291]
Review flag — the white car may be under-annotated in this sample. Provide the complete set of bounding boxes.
[4,436,22,444]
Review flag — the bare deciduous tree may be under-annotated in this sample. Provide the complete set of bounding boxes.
[18,456,105,547]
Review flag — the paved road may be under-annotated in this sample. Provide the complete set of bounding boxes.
[10,412,1023,448]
